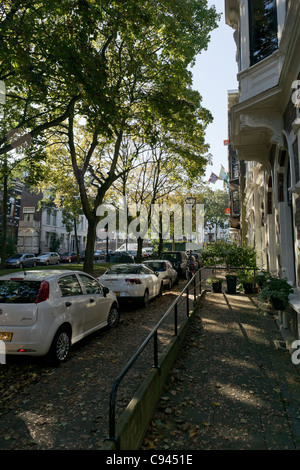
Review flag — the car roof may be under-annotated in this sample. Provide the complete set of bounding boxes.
[144,259,165,263]
[0,270,83,281]
[107,263,142,268]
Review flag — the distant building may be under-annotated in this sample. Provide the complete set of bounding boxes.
[17,188,88,255]
[0,181,22,246]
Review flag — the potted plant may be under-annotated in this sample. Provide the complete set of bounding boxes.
[254,270,273,290]
[258,276,294,310]
[224,244,257,295]
[206,276,222,293]
[224,244,241,294]
[238,270,255,294]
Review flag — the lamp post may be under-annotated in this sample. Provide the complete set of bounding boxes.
[208,224,213,244]
[185,197,196,273]
[185,197,196,245]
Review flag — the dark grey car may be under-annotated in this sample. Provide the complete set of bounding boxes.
[5,253,37,269]
[160,251,188,278]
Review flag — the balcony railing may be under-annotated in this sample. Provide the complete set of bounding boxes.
[18,220,40,229]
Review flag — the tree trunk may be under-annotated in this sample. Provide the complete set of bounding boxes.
[83,218,98,274]
[74,218,80,263]
[136,237,143,263]
[158,212,164,256]
[0,159,8,269]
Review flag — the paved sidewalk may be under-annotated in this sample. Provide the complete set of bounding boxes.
[141,292,300,450]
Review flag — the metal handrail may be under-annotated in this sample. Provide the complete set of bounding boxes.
[106,268,203,447]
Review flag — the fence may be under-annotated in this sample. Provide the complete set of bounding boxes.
[106,268,205,448]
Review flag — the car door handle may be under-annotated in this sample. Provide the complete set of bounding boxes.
[65,301,72,307]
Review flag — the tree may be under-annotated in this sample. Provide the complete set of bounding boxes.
[203,188,229,241]
[110,140,188,261]
[1,1,220,273]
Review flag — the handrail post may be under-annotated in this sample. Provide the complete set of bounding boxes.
[153,330,159,371]
[186,283,189,316]
[199,268,202,294]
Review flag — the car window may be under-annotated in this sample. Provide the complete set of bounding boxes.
[163,253,180,261]
[145,262,163,271]
[58,275,83,296]
[78,274,102,294]
[140,266,154,274]
[106,266,139,274]
[0,280,42,303]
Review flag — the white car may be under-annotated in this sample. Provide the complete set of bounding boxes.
[142,260,178,290]
[98,263,163,306]
[0,270,119,364]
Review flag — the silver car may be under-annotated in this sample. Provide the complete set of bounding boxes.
[143,260,178,290]
[36,252,60,265]
[5,253,37,269]
[0,270,119,364]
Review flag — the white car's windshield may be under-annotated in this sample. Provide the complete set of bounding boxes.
[105,266,140,275]
[145,262,165,272]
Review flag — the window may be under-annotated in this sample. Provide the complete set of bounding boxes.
[45,232,50,247]
[278,173,284,202]
[0,280,42,304]
[230,155,239,179]
[249,0,278,66]
[78,274,101,295]
[232,191,240,215]
[140,266,154,275]
[24,212,33,222]
[58,275,82,297]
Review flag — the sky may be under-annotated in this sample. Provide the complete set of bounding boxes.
[191,0,238,190]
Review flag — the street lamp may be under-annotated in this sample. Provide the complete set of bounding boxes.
[185,197,196,245]
[208,224,213,244]
[185,197,196,271]
[185,196,196,207]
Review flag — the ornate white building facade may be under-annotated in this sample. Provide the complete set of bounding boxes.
[225,0,300,340]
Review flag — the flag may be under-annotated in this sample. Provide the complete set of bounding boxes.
[208,172,219,184]
[219,165,229,190]
[219,165,228,181]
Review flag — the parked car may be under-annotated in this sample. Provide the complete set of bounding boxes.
[107,252,135,263]
[0,270,119,364]
[143,259,178,290]
[94,250,103,260]
[186,254,198,278]
[36,252,61,266]
[142,247,154,258]
[5,253,37,269]
[60,252,78,263]
[160,251,188,279]
[98,263,162,306]
[190,252,203,268]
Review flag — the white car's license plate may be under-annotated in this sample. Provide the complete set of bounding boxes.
[0,332,13,342]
